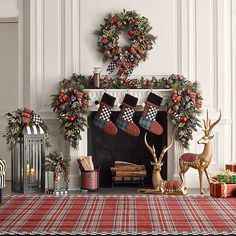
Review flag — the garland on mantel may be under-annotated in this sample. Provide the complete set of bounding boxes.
[51,74,203,149]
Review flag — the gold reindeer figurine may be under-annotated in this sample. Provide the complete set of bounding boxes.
[139,133,187,195]
[179,110,221,194]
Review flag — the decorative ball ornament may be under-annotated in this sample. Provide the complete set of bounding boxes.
[96,10,156,78]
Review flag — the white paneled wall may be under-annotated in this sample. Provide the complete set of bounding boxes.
[0,0,235,189]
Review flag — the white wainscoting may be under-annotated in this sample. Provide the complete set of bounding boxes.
[0,0,235,189]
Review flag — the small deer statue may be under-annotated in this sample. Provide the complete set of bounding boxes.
[179,110,221,194]
[139,133,187,195]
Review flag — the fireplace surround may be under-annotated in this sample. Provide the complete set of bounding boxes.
[68,89,184,190]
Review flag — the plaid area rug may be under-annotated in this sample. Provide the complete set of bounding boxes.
[0,194,236,235]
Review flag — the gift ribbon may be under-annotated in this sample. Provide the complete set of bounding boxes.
[212,169,235,183]
[22,108,43,126]
[211,179,227,197]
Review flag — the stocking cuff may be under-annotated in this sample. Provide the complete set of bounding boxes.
[122,94,138,107]
[147,92,163,107]
[100,93,116,106]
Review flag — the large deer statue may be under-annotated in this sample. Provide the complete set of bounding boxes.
[139,133,187,195]
[179,110,221,194]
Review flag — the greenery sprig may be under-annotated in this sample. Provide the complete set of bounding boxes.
[51,75,90,149]
[45,150,71,183]
[3,108,50,149]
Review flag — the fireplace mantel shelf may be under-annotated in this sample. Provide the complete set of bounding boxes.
[87,89,172,111]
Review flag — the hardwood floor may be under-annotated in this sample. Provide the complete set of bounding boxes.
[3,180,208,195]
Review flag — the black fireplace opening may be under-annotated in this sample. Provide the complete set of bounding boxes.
[87,111,167,187]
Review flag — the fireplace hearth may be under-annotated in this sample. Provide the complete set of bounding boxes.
[68,89,184,191]
[88,111,167,187]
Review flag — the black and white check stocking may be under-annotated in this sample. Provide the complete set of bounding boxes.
[122,107,135,122]
[99,106,112,121]
[145,106,158,120]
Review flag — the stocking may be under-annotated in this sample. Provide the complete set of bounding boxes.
[116,94,140,137]
[93,93,117,135]
[139,92,163,135]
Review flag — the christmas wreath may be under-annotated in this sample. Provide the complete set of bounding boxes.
[96,10,156,78]
[3,108,50,149]
[51,75,90,148]
[165,74,203,148]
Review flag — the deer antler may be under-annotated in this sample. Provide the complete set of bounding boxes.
[159,136,174,163]
[144,132,156,161]
[209,109,221,134]
[203,110,210,134]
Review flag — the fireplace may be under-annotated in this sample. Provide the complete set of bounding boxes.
[68,89,184,191]
[88,111,167,187]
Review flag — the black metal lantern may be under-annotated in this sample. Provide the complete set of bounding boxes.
[11,125,45,193]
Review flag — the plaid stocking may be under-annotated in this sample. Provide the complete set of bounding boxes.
[116,94,140,137]
[139,92,163,135]
[94,93,117,135]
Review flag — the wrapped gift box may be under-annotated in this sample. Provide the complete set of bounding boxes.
[226,164,236,172]
[210,182,236,197]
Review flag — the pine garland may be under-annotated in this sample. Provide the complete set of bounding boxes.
[51,74,203,149]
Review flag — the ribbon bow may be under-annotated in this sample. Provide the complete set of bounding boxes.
[22,108,43,126]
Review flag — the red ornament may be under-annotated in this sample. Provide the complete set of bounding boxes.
[180,117,188,123]
[68,116,75,122]
[139,50,145,56]
[82,103,89,109]
[176,96,182,102]
[196,102,202,108]
[77,93,83,99]
[130,47,137,54]
[128,31,134,36]
[186,89,191,95]
[116,47,122,54]
[101,37,108,45]
[111,16,117,24]
[191,93,196,100]
[142,79,147,85]
[196,93,201,99]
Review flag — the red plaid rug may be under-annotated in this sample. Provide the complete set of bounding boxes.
[0,194,236,235]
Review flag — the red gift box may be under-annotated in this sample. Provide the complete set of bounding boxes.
[210,182,236,197]
[226,164,236,172]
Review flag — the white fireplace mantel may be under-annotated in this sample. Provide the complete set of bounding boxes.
[68,89,184,190]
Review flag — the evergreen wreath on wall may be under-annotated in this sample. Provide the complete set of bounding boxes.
[51,74,203,149]
[96,9,156,78]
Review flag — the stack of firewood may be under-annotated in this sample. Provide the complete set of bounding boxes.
[77,156,94,171]
[111,161,146,183]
